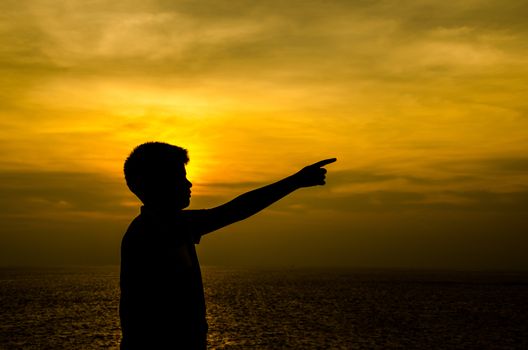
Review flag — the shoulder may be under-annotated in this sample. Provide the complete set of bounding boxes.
[179,209,213,230]
[179,209,209,221]
[179,209,210,243]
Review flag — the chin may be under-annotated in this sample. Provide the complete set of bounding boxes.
[181,198,190,209]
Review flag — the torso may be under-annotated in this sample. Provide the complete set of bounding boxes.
[119,207,207,348]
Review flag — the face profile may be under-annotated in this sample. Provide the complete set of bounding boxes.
[142,164,192,210]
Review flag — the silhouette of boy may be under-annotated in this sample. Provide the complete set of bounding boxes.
[120,141,335,349]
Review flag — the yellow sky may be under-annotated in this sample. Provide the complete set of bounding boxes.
[1,0,527,269]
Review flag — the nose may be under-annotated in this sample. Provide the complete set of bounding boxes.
[187,179,192,188]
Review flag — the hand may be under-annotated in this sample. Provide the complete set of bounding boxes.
[293,158,337,188]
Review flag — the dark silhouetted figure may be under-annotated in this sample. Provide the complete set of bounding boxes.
[119,141,336,349]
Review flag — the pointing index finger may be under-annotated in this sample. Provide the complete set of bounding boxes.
[311,158,337,168]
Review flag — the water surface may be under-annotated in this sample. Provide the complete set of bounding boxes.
[1,266,527,349]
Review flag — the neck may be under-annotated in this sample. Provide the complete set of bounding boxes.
[143,202,183,214]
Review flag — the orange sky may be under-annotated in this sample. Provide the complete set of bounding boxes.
[1,0,527,269]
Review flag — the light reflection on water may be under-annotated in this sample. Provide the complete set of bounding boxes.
[1,266,527,349]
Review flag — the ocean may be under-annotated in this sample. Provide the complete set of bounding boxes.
[0,266,527,349]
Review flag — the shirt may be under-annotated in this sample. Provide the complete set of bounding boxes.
[119,206,207,349]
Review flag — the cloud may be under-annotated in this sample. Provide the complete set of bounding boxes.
[288,188,528,214]
[2,0,527,124]
[0,169,136,265]
[474,157,528,173]
[0,170,132,221]
[3,0,524,82]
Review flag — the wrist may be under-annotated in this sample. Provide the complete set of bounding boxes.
[286,173,303,189]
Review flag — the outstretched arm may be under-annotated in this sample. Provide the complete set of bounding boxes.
[190,158,336,236]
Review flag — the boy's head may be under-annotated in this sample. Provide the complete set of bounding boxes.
[124,142,192,209]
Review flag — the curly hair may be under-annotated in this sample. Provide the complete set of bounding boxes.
[124,142,189,201]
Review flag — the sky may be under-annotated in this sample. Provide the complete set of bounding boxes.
[1,0,527,269]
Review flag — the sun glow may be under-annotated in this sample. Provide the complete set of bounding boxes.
[1,0,528,269]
